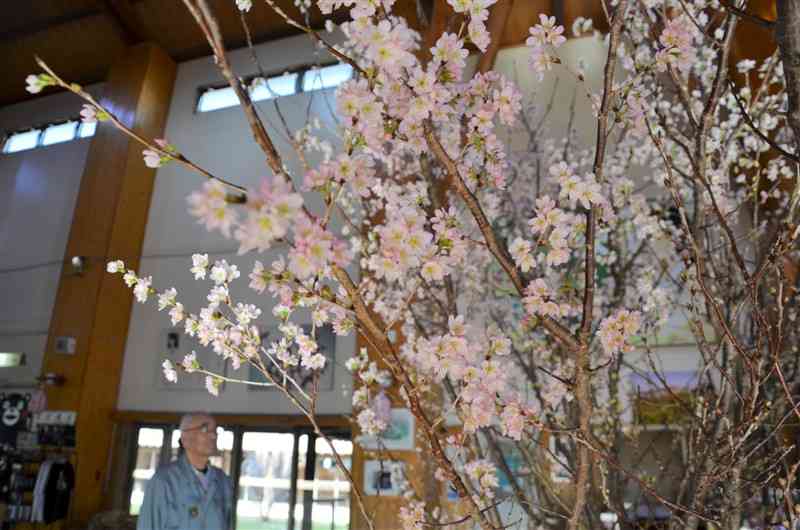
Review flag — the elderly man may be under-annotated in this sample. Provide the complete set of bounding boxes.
[137,413,233,530]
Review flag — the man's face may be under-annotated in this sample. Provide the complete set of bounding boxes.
[180,415,219,459]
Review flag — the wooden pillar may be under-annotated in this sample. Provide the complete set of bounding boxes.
[477,0,516,73]
[40,42,175,524]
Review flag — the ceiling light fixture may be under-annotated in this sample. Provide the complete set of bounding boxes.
[0,352,26,368]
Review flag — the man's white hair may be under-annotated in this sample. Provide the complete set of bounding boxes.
[179,412,212,431]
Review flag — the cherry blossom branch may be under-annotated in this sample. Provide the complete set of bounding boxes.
[223,330,377,529]
[257,346,314,402]
[422,123,580,353]
[191,366,275,387]
[237,9,309,164]
[644,121,756,397]
[574,436,717,524]
[565,3,629,529]
[261,0,368,78]
[341,272,498,530]
[417,495,513,527]
[34,57,247,196]
[727,79,800,164]
[695,12,778,365]
[182,0,289,179]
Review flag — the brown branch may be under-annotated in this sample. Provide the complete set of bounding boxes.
[34,57,247,196]
[340,270,497,530]
[183,0,288,178]
[261,0,368,78]
[777,0,800,155]
[422,124,580,353]
[570,3,628,530]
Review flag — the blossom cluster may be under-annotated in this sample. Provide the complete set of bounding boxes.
[346,348,394,436]
[404,316,538,436]
[655,16,695,73]
[526,14,567,80]
[142,138,178,169]
[107,255,333,396]
[464,459,499,499]
[597,309,641,361]
[79,104,109,124]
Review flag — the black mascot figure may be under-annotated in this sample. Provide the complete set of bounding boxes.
[0,393,30,449]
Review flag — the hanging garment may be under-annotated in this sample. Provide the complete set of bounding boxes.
[43,460,74,523]
[136,454,233,530]
[31,459,53,522]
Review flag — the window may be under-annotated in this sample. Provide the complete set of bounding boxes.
[307,437,351,530]
[129,427,164,515]
[197,86,239,112]
[198,73,300,113]
[78,121,97,138]
[3,117,96,155]
[251,73,299,102]
[41,121,78,146]
[302,64,353,92]
[127,424,351,530]
[3,129,41,153]
[197,62,352,113]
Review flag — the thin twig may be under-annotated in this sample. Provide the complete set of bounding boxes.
[728,79,800,164]
[34,57,248,196]
[719,0,775,29]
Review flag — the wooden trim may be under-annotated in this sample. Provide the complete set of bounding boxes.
[40,42,176,524]
[110,409,352,430]
[477,0,516,73]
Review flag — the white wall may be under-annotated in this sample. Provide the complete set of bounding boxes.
[0,88,100,389]
[117,32,355,414]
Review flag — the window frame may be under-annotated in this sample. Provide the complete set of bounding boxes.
[194,61,351,114]
[2,116,96,155]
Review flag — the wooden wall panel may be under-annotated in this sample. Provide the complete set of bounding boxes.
[40,42,175,525]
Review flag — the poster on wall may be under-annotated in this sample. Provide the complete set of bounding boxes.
[157,328,228,392]
[0,393,31,448]
[248,324,336,393]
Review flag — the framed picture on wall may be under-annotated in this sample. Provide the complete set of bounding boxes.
[363,460,405,496]
[156,328,228,392]
[247,324,336,393]
[357,408,415,451]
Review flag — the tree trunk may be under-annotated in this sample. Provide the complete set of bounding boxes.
[776,0,800,155]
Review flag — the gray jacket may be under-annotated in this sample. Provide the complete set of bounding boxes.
[136,454,233,530]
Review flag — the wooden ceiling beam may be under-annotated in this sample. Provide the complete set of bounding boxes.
[102,0,154,45]
[0,7,104,43]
